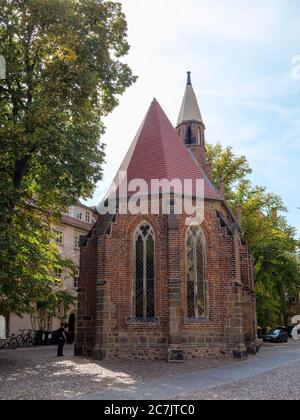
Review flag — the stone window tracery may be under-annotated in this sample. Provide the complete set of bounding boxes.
[186,225,207,318]
[134,223,155,319]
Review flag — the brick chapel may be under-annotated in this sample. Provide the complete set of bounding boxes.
[75,73,257,361]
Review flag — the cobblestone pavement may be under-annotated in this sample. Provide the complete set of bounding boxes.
[0,345,230,400]
[1,341,300,400]
[182,363,300,400]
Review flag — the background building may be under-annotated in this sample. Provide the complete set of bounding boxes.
[8,202,97,339]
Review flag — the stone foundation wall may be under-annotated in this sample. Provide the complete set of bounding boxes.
[93,343,230,361]
[182,344,229,359]
[102,345,168,361]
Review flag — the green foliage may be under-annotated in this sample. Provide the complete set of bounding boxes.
[256,283,281,329]
[207,143,300,328]
[30,288,76,331]
[0,202,75,315]
[0,0,136,315]
[206,143,252,200]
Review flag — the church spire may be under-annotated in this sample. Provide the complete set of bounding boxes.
[177,71,203,127]
[176,72,209,175]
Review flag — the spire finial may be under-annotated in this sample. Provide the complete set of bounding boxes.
[187,71,192,85]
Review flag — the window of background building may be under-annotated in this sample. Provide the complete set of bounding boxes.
[57,302,64,316]
[54,230,64,245]
[85,211,91,223]
[74,269,80,289]
[76,209,83,220]
[54,268,62,280]
[74,234,80,249]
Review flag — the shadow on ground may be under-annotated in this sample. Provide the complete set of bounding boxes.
[0,346,233,400]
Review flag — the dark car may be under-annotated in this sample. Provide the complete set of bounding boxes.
[276,326,294,338]
[263,329,288,343]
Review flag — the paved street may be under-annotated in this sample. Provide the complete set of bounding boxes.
[0,341,300,400]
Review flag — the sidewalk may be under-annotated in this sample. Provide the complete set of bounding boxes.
[79,341,300,400]
[0,344,74,355]
[1,341,300,400]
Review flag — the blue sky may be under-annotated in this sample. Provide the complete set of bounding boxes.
[85,0,300,236]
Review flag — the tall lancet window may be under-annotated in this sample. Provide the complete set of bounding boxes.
[134,223,155,319]
[186,125,195,145]
[186,225,207,319]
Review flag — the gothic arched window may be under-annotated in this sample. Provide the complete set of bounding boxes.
[134,223,155,319]
[186,225,207,319]
[197,127,202,146]
[186,125,195,145]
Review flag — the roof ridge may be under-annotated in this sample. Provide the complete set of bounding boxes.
[151,100,169,182]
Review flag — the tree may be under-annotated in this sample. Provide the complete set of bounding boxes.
[29,289,76,331]
[207,143,300,328]
[0,0,136,315]
[206,143,252,201]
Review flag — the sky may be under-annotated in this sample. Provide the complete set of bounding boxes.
[85,0,300,236]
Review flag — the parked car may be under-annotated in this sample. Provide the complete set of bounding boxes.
[263,329,289,343]
[276,326,295,338]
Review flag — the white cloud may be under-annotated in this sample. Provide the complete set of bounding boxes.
[85,0,300,234]
[121,0,290,45]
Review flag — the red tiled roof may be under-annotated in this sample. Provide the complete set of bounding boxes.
[110,99,222,201]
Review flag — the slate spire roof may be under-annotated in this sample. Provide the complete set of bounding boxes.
[177,72,204,126]
[106,99,222,201]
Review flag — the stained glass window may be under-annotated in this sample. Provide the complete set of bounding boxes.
[186,225,207,318]
[134,224,155,319]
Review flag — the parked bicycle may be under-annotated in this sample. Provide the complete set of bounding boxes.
[0,334,18,350]
[16,329,36,348]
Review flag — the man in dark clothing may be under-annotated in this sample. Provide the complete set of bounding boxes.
[57,325,67,357]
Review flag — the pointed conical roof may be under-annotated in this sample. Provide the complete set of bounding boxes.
[104,99,221,202]
[177,72,203,126]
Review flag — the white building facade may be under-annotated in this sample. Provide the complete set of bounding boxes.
[8,202,96,340]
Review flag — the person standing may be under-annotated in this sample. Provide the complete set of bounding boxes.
[57,325,67,357]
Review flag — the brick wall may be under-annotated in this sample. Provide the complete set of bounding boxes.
[76,199,256,360]
[75,230,98,356]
